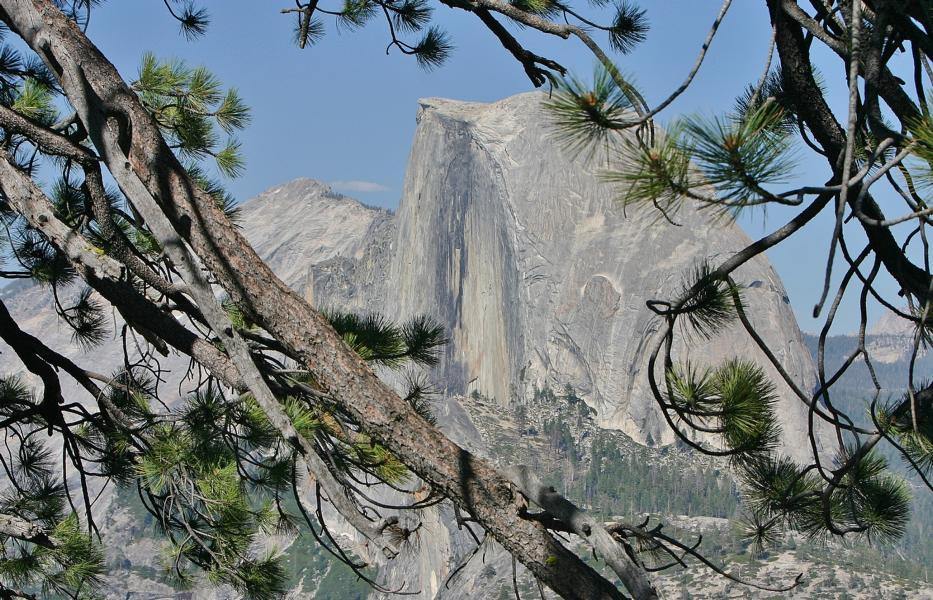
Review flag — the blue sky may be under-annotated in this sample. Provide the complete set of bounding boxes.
[83,1,901,333]
[91,1,778,206]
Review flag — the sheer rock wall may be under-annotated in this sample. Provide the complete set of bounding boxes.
[386,93,817,461]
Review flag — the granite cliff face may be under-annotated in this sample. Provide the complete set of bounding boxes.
[240,178,395,312]
[1,93,817,459]
[383,93,816,460]
[867,307,930,364]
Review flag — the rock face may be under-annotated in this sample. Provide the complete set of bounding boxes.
[385,93,817,460]
[240,178,395,312]
[0,92,818,463]
[867,307,929,364]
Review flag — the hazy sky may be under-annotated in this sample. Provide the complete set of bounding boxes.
[78,1,901,333]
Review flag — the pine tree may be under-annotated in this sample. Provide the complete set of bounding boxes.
[0,1,930,600]
[0,2,661,599]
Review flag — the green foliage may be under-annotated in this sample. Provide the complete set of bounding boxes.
[549,77,796,217]
[49,178,89,229]
[281,396,322,442]
[133,53,250,178]
[674,262,739,339]
[402,371,438,425]
[603,121,694,212]
[905,107,933,189]
[324,310,446,367]
[55,305,444,598]
[714,339,933,577]
[715,360,780,455]
[0,428,104,598]
[0,49,248,379]
[0,41,57,101]
[666,359,780,457]
[43,514,106,593]
[12,226,75,286]
[510,0,560,17]
[128,226,162,256]
[544,65,635,156]
[732,70,795,135]
[400,314,448,366]
[737,456,821,526]
[680,100,797,212]
[10,78,57,126]
[162,0,210,39]
[390,0,433,32]
[737,447,911,549]
[878,387,933,478]
[60,288,108,350]
[412,26,453,70]
[839,450,911,544]
[293,14,325,48]
[607,1,649,54]
[663,354,913,551]
[291,0,452,69]
[0,377,33,426]
[339,0,378,29]
[351,435,410,485]
[132,396,290,598]
[223,297,254,332]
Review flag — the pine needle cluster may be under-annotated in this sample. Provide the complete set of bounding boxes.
[545,65,637,157]
[0,379,104,598]
[877,385,933,477]
[133,53,250,178]
[665,359,781,457]
[546,75,798,217]
[290,0,451,69]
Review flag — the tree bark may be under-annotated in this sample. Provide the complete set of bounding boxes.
[0,513,55,549]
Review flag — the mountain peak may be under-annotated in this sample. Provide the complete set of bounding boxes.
[394,91,819,462]
[257,177,339,200]
[416,92,544,127]
[237,177,393,289]
[871,307,918,337]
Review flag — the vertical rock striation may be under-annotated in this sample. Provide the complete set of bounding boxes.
[0,93,819,470]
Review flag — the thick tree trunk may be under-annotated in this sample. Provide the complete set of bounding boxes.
[0,513,55,549]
